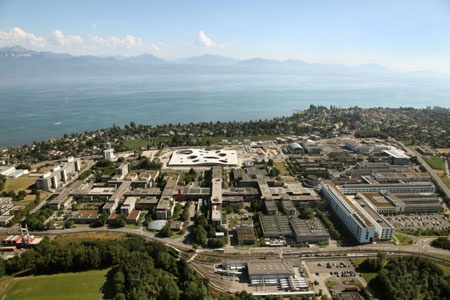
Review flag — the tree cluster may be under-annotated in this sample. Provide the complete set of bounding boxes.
[315,210,340,239]
[25,208,54,231]
[134,156,162,170]
[0,175,7,191]
[191,213,226,248]
[370,256,450,300]
[431,237,450,250]
[182,168,197,185]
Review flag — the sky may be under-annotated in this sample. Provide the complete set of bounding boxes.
[1,0,450,72]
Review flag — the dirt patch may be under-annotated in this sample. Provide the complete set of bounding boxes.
[434,170,445,176]
[53,232,126,244]
[436,148,450,154]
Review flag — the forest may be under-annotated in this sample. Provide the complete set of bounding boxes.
[365,256,450,300]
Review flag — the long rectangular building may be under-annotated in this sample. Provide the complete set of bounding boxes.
[337,182,435,194]
[36,157,81,190]
[357,191,442,214]
[354,198,394,240]
[320,181,375,244]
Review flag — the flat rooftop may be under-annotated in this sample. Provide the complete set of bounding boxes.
[247,261,294,276]
[290,218,329,237]
[168,149,238,166]
[322,181,373,228]
[355,198,393,228]
[359,192,397,207]
[260,215,292,236]
[236,227,256,241]
[382,149,410,159]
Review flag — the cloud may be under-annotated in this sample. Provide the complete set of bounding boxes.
[89,34,143,49]
[49,30,83,47]
[0,27,46,48]
[0,27,164,56]
[196,30,227,48]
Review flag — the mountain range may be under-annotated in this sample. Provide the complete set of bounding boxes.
[0,45,444,78]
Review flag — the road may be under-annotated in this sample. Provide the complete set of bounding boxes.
[401,143,450,201]
[3,225,446,261]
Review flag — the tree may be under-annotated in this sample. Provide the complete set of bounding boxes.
[192,226,208,246]
[116,214,127,227]
[207,238,225,248]
[17,190,27,201]
[159,222,173,238]
[64,220,74,229]
[299,207,314,219]
[91,213,108,228]
[183,281,208,300]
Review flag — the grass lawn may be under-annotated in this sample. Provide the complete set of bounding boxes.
[361,272,378,283]
[427,253,450,262]
[273,161,289,176]
[423,156,446,171]
[436,264,450,276]
[393,233,414,246]
[326,281,336,289]
[0,269,108,300]
[170,231,186,239]
[123,139,152,149]
[440,175,450,191]
[351,258,378,283]
[2,176,36,193]
[343,279,363,288]
[53,232,126,245]
[201,134,288,145]
[351,258,365,268]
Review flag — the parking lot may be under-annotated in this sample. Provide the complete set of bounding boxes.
[304,259,365,295]
[385,213,450,230]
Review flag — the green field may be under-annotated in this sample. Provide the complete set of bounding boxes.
[123,139,153,149]
[2,176,36,193]
[441,175,450,191]
[393,233,414,246]
[351,258,378,283]
[423,156,446,171]
[0,269,108,300]
[273,161,290,176]
[436,264,450,276]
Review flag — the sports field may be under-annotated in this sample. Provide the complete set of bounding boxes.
[0,269,108,300]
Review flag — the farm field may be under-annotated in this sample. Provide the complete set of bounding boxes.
[0,269,108,300]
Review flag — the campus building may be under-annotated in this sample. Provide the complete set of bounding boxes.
[320,181,375,244]
[382,149,410,165]
[357,191,442,214]
[210,166,223,226]
[337,181,435,195]
[168,149,238,166]
[121,197,137,216]
[36,157,81,190]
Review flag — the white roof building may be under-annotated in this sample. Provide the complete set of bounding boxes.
[168,149,238,166]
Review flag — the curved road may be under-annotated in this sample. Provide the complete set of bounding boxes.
[7,226,448,262]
